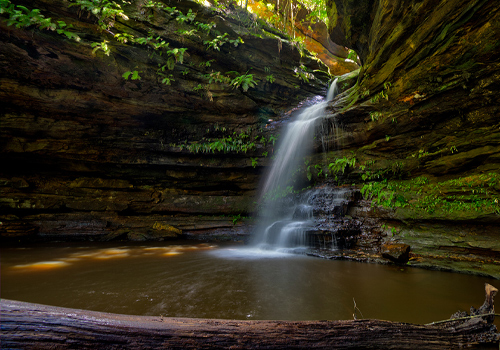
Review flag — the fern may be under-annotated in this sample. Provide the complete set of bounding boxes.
[196,21,215,33]
[156,64,174,85]
[167,47,188,64]
[204,33,229,51]
[230,73,258,92]
[56,21,81,41]
[175,9,196,24]
[114,33,134,43]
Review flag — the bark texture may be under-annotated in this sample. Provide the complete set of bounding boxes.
[1,298,498,349]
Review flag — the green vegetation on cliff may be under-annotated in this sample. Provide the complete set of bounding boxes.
[0,0,335,242]
[0,0,330,96]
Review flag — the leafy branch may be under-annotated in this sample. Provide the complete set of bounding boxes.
[0,1,81,41]
[69,0,129,30]
[204,33,243,51]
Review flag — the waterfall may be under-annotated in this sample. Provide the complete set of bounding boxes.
[252,79,339,251]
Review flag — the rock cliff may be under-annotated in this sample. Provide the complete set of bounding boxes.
[307,0,500,277]
[0,0,331,241]
[1,0,498,278]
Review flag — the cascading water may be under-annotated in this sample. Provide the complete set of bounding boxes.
[252,79,339,252]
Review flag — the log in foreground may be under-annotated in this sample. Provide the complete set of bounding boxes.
[1,285,499,350]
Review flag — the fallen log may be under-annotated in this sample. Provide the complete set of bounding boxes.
[1,284,499,349]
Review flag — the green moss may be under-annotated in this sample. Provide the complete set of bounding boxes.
[453,60,477,71]
[484,42,495,52]
[324,152,500,219]
[341,82,361,111]
[437,80,460,91]
[343,15,352,41]
[336,68,359,92]
[328,1,338,30]
[376,173,500,218]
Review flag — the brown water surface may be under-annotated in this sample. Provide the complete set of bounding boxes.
[1,241,498,326]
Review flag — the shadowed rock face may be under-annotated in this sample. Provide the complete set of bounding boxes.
[326,0,373,65]
[310,0,500,277]
[0,0,331,242]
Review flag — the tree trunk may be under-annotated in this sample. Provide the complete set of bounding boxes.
[2,287,499,350]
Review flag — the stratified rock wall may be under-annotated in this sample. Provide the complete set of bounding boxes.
[0,0,330,241]
[316,0,500,277]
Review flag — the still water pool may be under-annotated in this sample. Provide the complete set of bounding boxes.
[1,241,498,325]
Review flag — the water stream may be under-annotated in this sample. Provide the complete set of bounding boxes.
[252,80,339,252]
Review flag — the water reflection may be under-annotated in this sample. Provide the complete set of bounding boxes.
[1,242,498,327]
[13,260,71,270]
[10,244,216,271]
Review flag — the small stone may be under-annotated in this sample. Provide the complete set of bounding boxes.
[381,243,411,264]
[152,222,182,237]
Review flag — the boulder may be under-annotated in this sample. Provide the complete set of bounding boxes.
[381,243,411,264]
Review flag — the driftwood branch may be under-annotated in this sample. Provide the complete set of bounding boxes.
[426,313,500,326]
[2,284,499,350]
[485,283,498,307]
[352,297,364,320]
[426,283,498,326]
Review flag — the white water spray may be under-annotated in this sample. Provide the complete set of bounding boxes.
[253,79,339,251]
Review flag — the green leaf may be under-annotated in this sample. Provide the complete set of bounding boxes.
[131,71,141,80]
[16,5,29,13]
[122,71,132,80]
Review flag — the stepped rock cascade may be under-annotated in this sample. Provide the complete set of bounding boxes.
[252,80,339,251]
